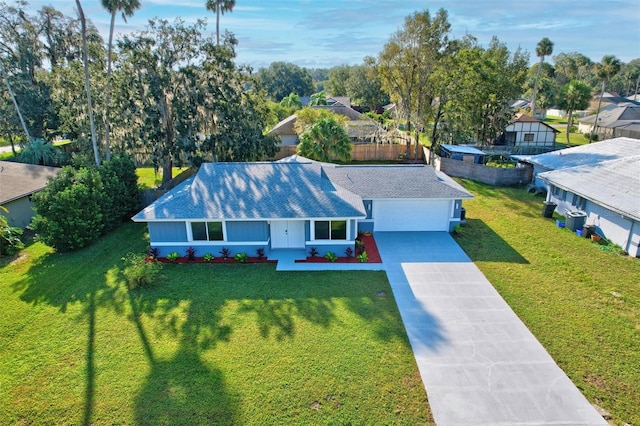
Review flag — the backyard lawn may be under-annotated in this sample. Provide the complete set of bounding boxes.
[0,223,432,425]
[136,167,190,189]
[456,180,640,426]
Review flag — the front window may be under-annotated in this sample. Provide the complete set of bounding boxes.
[191,221,224,241]
[314,220,347,240]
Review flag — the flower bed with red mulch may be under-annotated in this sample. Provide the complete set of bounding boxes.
[156,257,275,264]
[296,233,382,263]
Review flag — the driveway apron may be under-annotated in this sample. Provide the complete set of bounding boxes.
[375,232,606,426]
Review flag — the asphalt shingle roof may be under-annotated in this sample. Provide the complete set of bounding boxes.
[0,161,60,204]
[321,163,473,199]
[133,156,473,222]
[538,155,640,221]
[133,161,366,221]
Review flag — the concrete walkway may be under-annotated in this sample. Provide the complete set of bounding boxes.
[375,232,606,426]
[274,248,384,271]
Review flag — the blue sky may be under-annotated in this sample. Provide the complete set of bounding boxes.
[26,0,640,69]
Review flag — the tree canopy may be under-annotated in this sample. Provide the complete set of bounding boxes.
[378,8,451,158]
[257,62,314,101]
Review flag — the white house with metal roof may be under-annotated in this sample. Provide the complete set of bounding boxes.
[132,156,473,258]
[538,155,640,257]
[513,137,640,188]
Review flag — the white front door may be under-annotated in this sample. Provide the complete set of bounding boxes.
[271,221,305,248]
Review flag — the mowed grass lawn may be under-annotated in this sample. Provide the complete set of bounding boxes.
[136,167,190,189]
[0,223,432,425]
[456,180,640,425]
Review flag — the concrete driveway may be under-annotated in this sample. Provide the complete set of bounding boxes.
[375,232,606,426]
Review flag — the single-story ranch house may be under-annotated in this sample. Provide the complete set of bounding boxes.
[268,103,387,146]
[512,137,640,257]
[0,161,60,228]
[513,136,640,188]
[577,104,640,141]
[132,156,473,257]
[538,155,640,258]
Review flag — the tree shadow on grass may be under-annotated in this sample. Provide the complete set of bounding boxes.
[127,287,238,425]
[237,297,336,340]
[9,227,426,423]
[10,252,123,425]
[455,219,529,264]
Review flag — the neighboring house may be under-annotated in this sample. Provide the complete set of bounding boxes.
[494,114,559,150]
[513,136,640,188]
[439,144,487,164]
[299,96,351,108]
[327,96,351,107]
[132,156,473,258]
[587,92,640,112]
[577,104,640,140]
[268,103,387,145]
[538,155,640,257]
[0,161,60,228]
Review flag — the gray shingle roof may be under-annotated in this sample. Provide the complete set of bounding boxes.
[133,161,366,221]
[538,156,640,221]
[280,155,472,199]
[578,105,640,126]
[321,163,473,199]
[134,156,473,222]
[0,161,60,204]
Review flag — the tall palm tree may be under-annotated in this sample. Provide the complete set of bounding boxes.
[557,80,591,147]
[75,0,100,166]
[205,0,236,45]
[101,0,140,161]
[530,37,553,118]
[589,55,621,143]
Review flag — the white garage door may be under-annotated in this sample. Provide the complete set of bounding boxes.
[374,199,451,232]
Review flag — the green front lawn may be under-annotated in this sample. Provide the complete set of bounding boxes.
[456,180,640,425]
[0,223,432,425]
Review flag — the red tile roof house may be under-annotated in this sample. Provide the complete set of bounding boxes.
[0,161,60,228]
[132,156,473,259]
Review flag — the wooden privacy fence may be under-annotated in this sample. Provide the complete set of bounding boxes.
[271,143,423,162]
